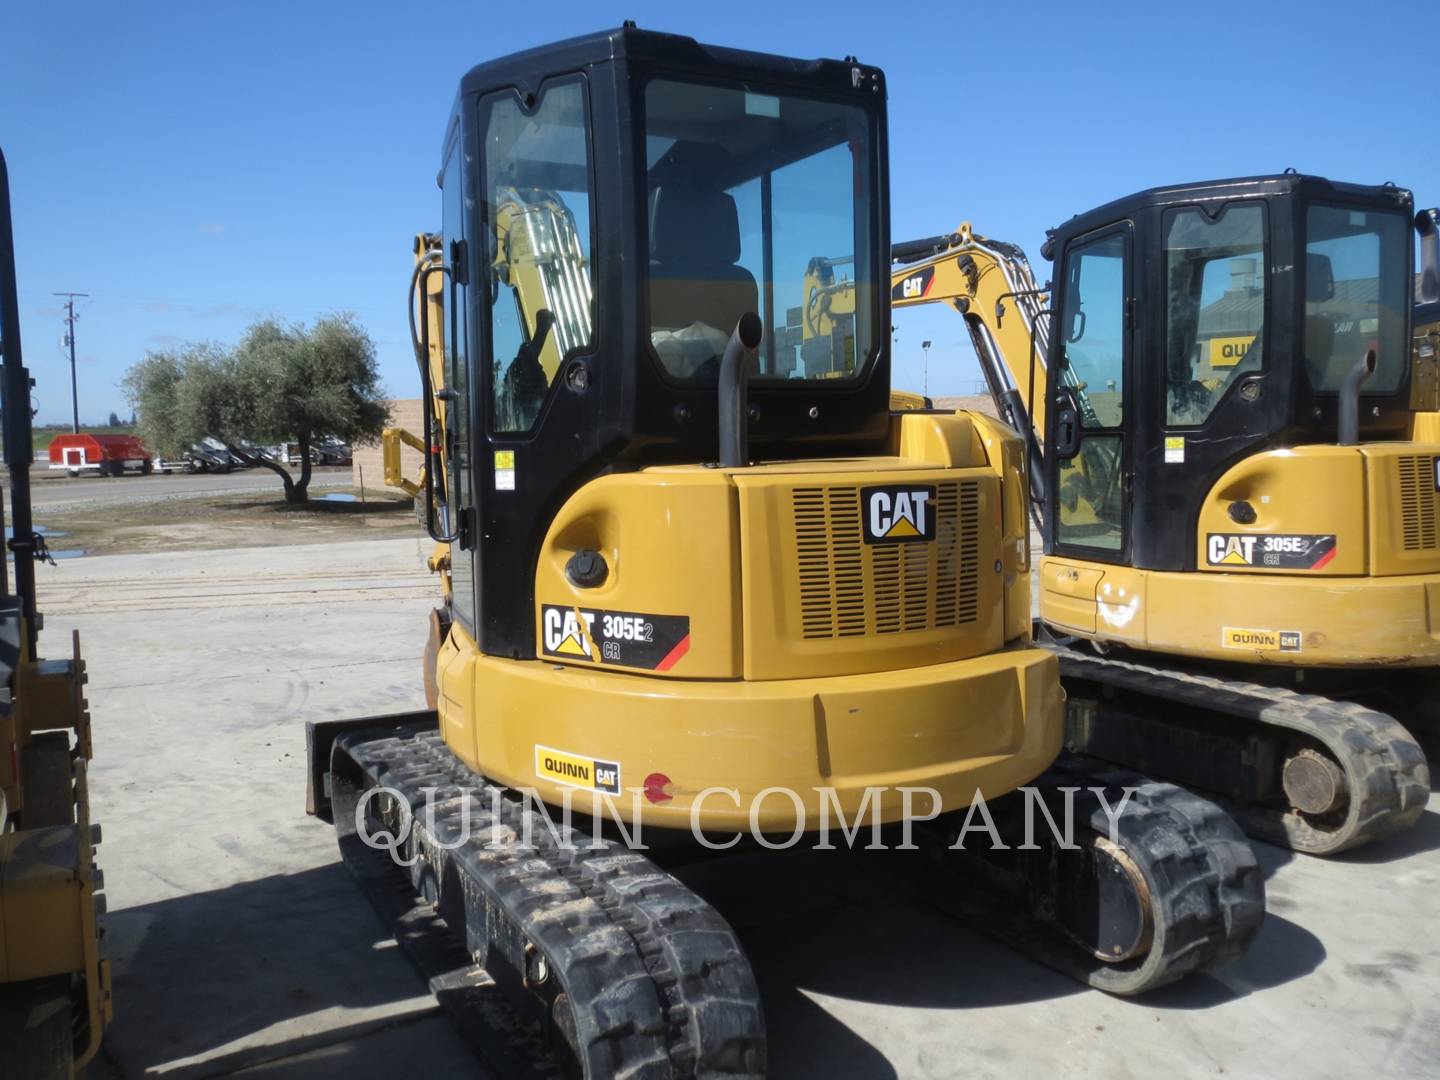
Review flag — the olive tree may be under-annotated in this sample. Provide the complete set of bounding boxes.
[122,315,390,503]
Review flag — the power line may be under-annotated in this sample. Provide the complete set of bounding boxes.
[53,292,88,434]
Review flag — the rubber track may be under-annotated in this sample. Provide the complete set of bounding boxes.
[915,754,1265,995]
[1049,644,1431,855]
[332,726,765,1079]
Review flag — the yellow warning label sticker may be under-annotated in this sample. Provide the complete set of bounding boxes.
[1208,335,1257,368]
[1164,436,1185,464]
[1222,627,1302,652]
[535,744,621,794]
[495,450,516,492]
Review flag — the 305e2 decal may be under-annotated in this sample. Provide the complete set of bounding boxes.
[1206,533,1336,570]
[541,604,690,670]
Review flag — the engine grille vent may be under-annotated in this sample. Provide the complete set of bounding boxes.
[1397,455,1439,552]
[794,481,981,640]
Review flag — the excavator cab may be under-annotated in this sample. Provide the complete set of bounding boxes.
[408,25,1060,829]
[1036,174,1416,584]
[423,30,894,664]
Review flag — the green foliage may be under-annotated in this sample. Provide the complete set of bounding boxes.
[122,315,390,502]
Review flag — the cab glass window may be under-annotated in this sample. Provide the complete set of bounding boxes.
[1304,204,1408,394]
[643,78,875,383]
[1059,232,1126,428]
[481,80,595,434]
[1056,436,1124,552]
[1163,203,1266,426]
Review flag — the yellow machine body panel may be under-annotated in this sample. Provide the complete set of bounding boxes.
[888,389,930,411]
[1042,442,1440,665]
[1193,443,1440,578]
[1414,413,1440,442]
[436,624,1061,830]
[1041,556,1440,667]
[0,827,88,981]
[532,468,742,679]
[435,410,1060,828]
[1194,446,1368,576]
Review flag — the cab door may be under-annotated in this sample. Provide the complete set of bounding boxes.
[441,134,477,634]
[1046,225,1133,562]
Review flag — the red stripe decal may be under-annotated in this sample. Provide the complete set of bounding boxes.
[654,634,691,671]
[1312,546,1336,570]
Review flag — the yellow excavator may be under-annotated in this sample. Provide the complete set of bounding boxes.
[889,179,1438,856]
[0,148,112,1077]
[307,28,1263,1077]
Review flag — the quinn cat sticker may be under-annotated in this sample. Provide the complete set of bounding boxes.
[1222,627,1303,653]
[535,744,621,795]
[541,604,691,670]
[1206,533,1337,569]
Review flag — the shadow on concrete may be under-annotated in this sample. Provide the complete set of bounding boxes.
[1333,808,1440,865]
[103,839,1328,1080]
[676,845,1318,1077]
[1142,910,1326,1009]
[682,850,1073,1080]
[101,862,472,1079]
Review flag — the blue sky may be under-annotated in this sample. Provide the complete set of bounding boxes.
[2,0,1433,423]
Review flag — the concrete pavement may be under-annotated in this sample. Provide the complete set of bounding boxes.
[44,536,1440,1079]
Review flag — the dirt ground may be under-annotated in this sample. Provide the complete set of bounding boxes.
[34,487,421,557]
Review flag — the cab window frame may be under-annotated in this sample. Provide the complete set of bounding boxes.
[1300,199,1411,398]
[1160,199,1270,429]
[476,72,599,440]
[636,71,882,391]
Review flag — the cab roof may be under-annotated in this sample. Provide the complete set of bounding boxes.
[1045,173,1414,254]
[450,26,882,152]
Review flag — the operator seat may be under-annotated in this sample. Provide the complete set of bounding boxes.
[648,185,759,370]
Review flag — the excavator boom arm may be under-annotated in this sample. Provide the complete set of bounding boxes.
[890,223,1051,505]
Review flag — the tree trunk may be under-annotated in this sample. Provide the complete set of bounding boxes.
[224,442,299,502]
[292,432,313,503]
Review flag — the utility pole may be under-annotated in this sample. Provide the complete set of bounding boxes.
[54,292,88,433]
[922,340,932,398]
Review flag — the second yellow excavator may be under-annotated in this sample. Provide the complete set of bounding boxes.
[885,179,1437,855]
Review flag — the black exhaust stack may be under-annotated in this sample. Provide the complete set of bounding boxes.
[1417,209,1440,303]
[719,312,763,467]
[1337,348,1376,447]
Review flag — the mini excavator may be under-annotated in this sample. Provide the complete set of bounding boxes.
[889,177,1438,855]
[307,30,1263,1076]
